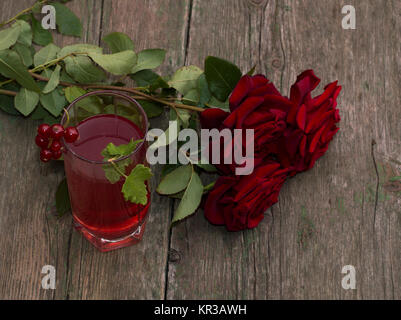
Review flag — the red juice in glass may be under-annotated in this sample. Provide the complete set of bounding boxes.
[61,92,150,252]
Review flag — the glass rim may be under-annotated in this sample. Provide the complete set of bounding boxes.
[61,90,149,165]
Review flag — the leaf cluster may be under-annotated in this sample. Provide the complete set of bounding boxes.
[0,1,247,222]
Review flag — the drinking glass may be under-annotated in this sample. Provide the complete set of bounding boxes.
[61,90,150,252]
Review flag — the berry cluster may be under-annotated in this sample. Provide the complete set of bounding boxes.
[35,124,79,162]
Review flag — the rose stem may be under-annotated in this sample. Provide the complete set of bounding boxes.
[28,73,205,113]
[0,73,206,113]
[203,181,216,193]
[0,89,17,96]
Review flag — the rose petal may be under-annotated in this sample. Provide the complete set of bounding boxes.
[229,75,254,111]
[249,81,281,97]
[243,111,275,127]
[305,102,330,134]
[223,96,264,128]
[310,81,338,109]
[204,176,237,225]
[296,104,307,131]
[251,74,270,88]
[285,128,304,158]
[299,134,307,157]
[290,70,320,106]
[309,124,327,153]
[200,108,230,129]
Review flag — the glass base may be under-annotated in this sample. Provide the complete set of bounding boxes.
[73,218,148,252]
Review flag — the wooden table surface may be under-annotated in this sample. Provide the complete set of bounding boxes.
[0,0,400,300]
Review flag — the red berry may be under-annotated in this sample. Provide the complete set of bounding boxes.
[52,150,62,160]
[50,140,62,152]
[40,149,53,162]
[50,124,65,139]
[64,126,79,143]
[38,124,51,138]
[35,135,49,149]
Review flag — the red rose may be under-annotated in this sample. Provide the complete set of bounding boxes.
[200,75,292,175]
[204,162,289,231]
[277,70,342,173]
[201,70,341,232]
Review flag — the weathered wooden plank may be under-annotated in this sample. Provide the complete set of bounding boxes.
[0,0,103,299]
[167,0,401,299]
[62,0,191,299]
[166,0,269,300]
[271,0,401,299]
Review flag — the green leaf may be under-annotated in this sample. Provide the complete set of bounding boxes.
[31,15,53,46]
[390,176,401,182]
[43,65,61,94]
[149,119,181,150]
[34,43,60,67]
[30,104,50,120]
[246,65,256,76]
[0,94,20,116]
[40,68,52,79]
[64,55,106,83]
[161,164,181,177]
[102,138,143,159]
[43,113,60,125]
[204,56,242,102]
[13,43,33,67]
[182,89,199,106]
[122,164,152,205]
[31,2,43,14]
[34,84,62,122]
[101,139,142,184]
[196,163,217,172]
[0,24,21,51]
[40,87,67,117]
[103,166,122,184]
[0,50,40,92]
[53,3,82,37]
[168,66,203,95]
[102,32,134,53]
[137,100,164,118]
[102,158,132,184]
[208,96,229,111]
[64,86,103,114]
[130,69,169,91]
[104,103,140,124]
[172,169,203,224]
[55,178,71,217]
[203,181,217,193]
[197,73,211,107]
[88,51,137,75]
[60,69,75,83]
[58,44,102,57]
[14,88,40,116]
[64,86,86,102]
[176,109,191,128]
[157,164,192,195]
[131,49,166,74]
[14,20,32,46]
[170,191,185,199]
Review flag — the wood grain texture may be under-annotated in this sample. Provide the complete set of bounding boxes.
[0,0,400,300]
[165,0,401,299]
[0,0,104,300]
[0,0,189,300]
